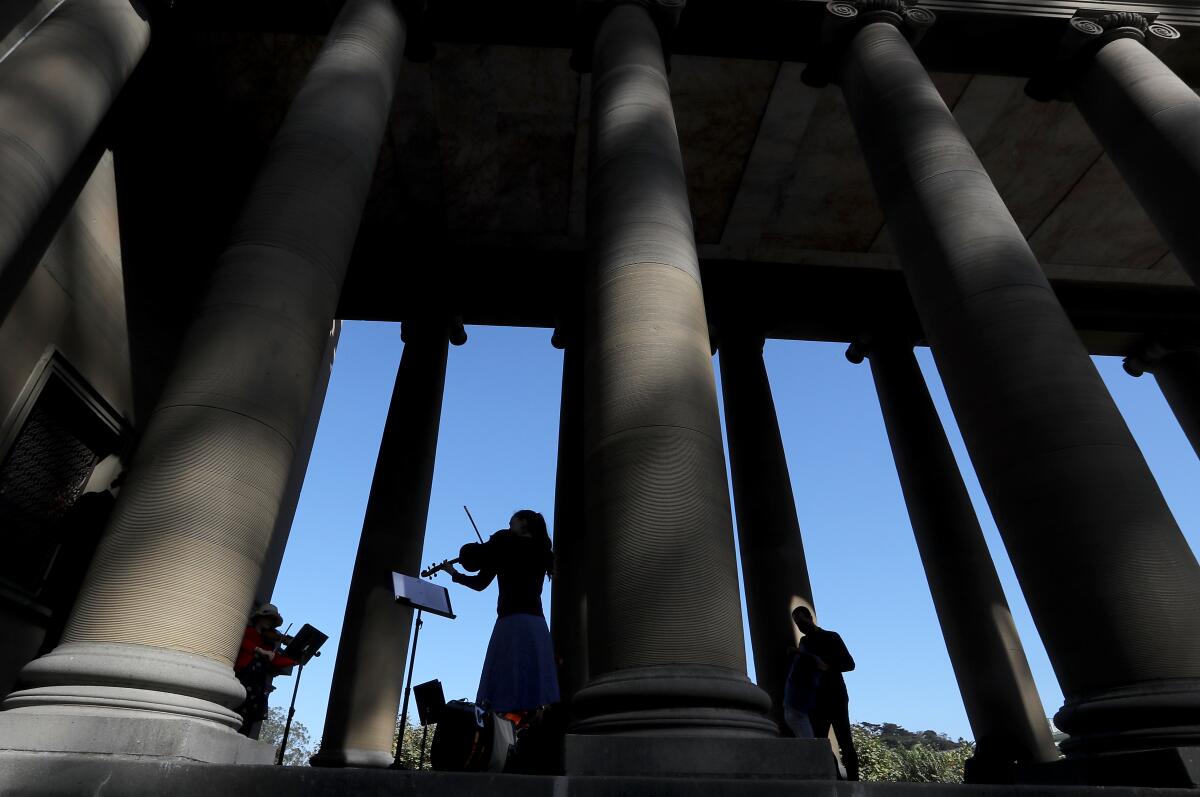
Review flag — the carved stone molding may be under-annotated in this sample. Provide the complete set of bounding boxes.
[801,0,937,87]
[1026,8,1181,100]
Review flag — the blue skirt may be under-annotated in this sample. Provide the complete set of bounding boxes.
[476,613,560,712]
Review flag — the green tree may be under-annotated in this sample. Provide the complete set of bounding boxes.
[258,707,317,766]
[852,723,974,783]
[392,718,435,770]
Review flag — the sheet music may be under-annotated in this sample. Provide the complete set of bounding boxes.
[393,572,455,619]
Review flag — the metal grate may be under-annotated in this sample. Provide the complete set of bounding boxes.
[0,390,102,595]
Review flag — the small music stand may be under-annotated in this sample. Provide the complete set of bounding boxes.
[281,624,327,665]
[393,573,455,768]
[276,623,327,766]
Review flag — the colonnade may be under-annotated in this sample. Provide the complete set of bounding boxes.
[1,0,1199,784]
[0,0,406,763]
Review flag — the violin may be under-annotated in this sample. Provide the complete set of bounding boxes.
[421,557,459,578]
[422,541,487,579]
[260,627,295,648]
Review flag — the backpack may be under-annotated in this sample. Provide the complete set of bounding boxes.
[429,700,514,772]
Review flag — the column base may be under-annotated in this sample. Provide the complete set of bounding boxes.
[564,735,838,778]
[1054,678,1200,754]
[0,641,264,763]
[0,711,273,764]
[569,665,777,737]
[309,747,395,768]
[1016,747,1200,788]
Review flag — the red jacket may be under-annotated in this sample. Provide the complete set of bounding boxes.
[235,626,297,672]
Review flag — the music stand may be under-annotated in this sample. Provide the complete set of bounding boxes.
[275,623,327,766]
[393,573,455,768]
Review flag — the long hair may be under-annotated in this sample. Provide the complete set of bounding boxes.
[513,509,554,579]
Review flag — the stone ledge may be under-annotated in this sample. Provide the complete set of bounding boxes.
[564,735,838,779]
[1,751,1197,796]
[0,712,274,765]
[1016,747,1200,789]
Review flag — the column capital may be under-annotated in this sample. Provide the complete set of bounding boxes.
[801,0,936,88]
[845,339,870,364]
[570,0,686,73]
[845,334,918,364]
[400,316,467,345]
[551,315,581,350]
[1123,340,1200,377]
[1026,10,1180,101]
[716,330,767,355]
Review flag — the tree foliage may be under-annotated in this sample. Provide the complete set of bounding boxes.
[852,722,973,783]
[258,707,317,766]
[392,719,435,770]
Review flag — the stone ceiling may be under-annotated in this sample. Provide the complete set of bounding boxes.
[346,42,1189,288]
[143,23,1200,346]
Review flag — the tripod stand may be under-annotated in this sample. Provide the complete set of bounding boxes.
[273,623,328,766]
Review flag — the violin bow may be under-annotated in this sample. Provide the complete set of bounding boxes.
[463,505,485,543]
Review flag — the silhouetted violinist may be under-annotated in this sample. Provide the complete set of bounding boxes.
[437,510,559,720]
[234,603,298,736]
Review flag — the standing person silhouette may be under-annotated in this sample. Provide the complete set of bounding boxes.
[792,606,859,781]
[439,510,560,719]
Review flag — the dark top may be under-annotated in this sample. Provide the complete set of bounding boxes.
[784,650,823,713]
[800,628,855,704]
[451,530,550,617]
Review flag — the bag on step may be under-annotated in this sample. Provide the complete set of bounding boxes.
[429,700,514,773]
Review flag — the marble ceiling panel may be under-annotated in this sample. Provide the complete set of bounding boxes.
[1029,154,1169,269]
[362,62,447,238]
[956,75,1104,237]
[723,68,881,255]
[668,55,778,245]
[430,44,579,235]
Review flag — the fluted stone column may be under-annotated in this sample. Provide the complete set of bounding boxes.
[313,320,457,768]
[824,2,1200,755]
[255,321,341,606]
[0,0,149,311]
[0,0,406,763]
[1062,15,1200,288]
[1125,346,1200,461]
[550,332,588,701]
[718,335,815,727]
[568,0,776,754]
[856,340,1058,780]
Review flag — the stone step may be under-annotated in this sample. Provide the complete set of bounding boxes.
[0,750,1192,797]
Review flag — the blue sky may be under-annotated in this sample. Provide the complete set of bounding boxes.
[271,320,1200,746]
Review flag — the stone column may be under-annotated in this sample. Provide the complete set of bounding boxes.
[855,340,1058,780]
[255,321,341,606]
[1125,346,1200,462]
[1061,15,1200,287]
[568,2,783,774]
[0,0,149,309]
[312,319,458,768]
[823,1,1200,756]
[550,331,588,701]
[718,335,815,727]
[0,0,406,764]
